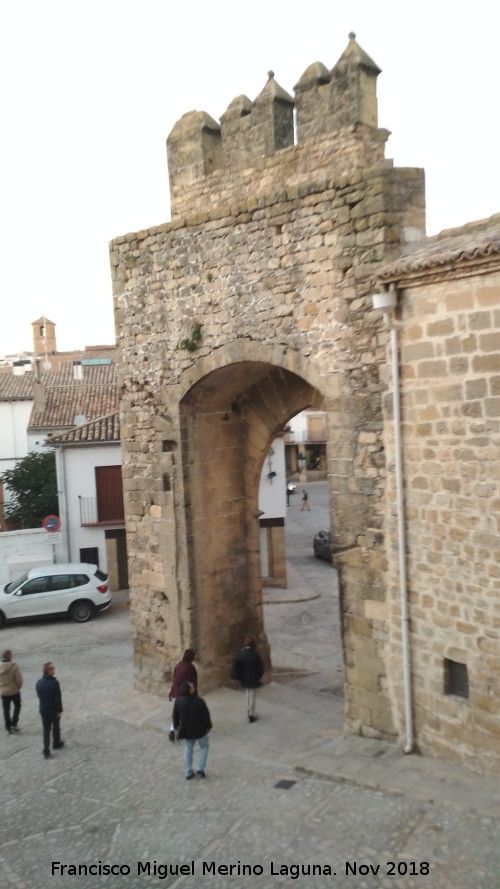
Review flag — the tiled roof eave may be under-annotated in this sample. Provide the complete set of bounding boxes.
[51,438,120,447]
[28,424,70,432]
[48,410,120,445]
[377,217,500,286]
[379,255,500,288]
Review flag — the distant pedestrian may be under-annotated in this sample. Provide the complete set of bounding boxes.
[0,649,23,734]
[172,681,212,779]
[168,649,197,742]
[230,634,264,723]
[300,489,310,510]
[36,661,64,758]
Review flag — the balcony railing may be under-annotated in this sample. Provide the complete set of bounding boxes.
[79,496,124,526]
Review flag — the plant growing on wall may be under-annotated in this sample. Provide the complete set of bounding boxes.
[177,322,202,352]
[1,451,58,529]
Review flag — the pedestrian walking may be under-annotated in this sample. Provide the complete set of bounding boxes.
[230,634,264,722]
[0,649,23,734]
[300,489,310,510]
[172,681,212,779]
[168,649,197,742]
[36,661,64,758]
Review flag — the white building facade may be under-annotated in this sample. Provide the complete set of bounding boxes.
[52,414,127,591]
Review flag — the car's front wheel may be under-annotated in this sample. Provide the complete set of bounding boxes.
[0,611,5,629]
[69,600,95,623]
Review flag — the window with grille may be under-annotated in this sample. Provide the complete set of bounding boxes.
[444,658,469,699]
[80,547,99,566]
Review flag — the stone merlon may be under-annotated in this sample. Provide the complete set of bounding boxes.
[166,34,388,217]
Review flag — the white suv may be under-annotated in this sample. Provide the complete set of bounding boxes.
[0,563,111,626]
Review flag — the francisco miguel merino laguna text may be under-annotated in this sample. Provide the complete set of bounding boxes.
[52,859,431,879]
[51,861,337,879]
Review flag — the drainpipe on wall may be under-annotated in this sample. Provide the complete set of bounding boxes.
[372,286,413,755]
[54,446,70,563]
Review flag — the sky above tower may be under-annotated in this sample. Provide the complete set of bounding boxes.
[0,0,497,356]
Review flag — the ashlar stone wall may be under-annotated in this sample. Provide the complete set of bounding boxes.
[110,35,426,746]
[377,217,500,773]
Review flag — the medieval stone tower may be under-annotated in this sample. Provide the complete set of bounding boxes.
[110,35,426,743]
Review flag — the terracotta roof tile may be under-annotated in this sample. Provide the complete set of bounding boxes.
[41,363,117,387]
[0,371,36,401]
[0,361,118,404]
[0,363,120,431]
[30,383,119,431]
[379,214,500,282]
[50,412,120,445]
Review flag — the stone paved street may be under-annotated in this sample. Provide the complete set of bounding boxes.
[1,484,500,888]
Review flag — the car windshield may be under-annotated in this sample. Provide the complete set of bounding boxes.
[4,572,29,594]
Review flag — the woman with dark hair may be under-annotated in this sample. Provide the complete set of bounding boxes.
[230,634,264,723]
[168,649,197,741]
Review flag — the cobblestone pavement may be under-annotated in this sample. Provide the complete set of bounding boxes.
[1,483,500,888]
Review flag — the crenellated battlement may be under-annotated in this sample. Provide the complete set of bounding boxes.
[167,34,389,217]
[294,32,381,140]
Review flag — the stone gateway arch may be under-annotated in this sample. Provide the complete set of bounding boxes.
[110,36,425,743]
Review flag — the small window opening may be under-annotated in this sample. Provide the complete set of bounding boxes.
[80,546,99,566]
[162,473,171,492]
[444,658,469,699]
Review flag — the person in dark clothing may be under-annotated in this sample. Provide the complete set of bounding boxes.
[36,661,64,758]
[168,649,197,742]
[172,681,212,779]
[230,634,264,723]
[0,649,23,734]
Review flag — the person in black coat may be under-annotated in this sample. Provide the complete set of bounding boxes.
[168,648,197,742]
[230,634,264,723]
[172,681,212,779]
[35,661,64,758]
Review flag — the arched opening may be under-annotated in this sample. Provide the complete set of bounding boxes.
[127,343,391,741]
[258,406,329,589]
[180,361,325,688]
[259,411,343,706]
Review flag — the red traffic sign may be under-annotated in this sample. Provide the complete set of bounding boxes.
[42,515,61,533]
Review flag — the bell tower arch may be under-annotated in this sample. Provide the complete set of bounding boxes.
[32,316,57,355]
